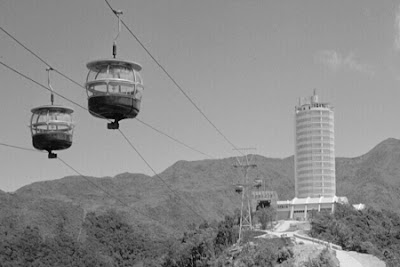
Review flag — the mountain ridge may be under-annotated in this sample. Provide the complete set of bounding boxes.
[2,138,400,237]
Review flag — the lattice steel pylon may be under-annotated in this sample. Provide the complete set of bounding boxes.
[233,148,257,243]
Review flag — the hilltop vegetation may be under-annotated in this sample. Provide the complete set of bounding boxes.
[310,203,400,266]
[0,209,305,266]
[0,209,165,266]
[2,138,400,265]
[9,138,400,232]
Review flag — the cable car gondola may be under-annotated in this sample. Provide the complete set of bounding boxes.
[235,184,243,193]
[30,68,74,158]
[85,10,144,129]
[254,178,262,188]
[85,59,143,129]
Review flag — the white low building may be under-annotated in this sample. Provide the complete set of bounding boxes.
[352,203,366,210]
[276,196,349,220]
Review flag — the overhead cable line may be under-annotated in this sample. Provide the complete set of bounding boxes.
[0,142,42,153]
[0,59,208,222]
[56,157,177,229]
[0,26,83,90]
[116,128,207,221]
[0,26,213,159]
[1,57,235,207]
[1,24,235,221]
[104,0,244,156]
[136,118,215,159]
[0,60,87,111]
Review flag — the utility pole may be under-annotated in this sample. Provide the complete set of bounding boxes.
[233,148,257,243]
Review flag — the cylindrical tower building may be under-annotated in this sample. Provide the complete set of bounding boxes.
[295,90,335,198]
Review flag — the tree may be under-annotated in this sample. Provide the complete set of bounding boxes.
[229,238,294,267]
[162,213,240,266]
[309,203,400,266]
[255,206,276,230]
[84,210,149,266]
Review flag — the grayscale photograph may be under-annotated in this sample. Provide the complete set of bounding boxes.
[0,1,398,266]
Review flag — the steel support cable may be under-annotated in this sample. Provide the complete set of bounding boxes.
[135,118,215,159]
[0,26,213,159]
[0,26,82,90]
[0,60,208,223]
[0,25,239,191]
[0,141,180,235]
[105,0,245,188]
[116,129,208,222]
[56,157,178,231]
[0,142,42,153]
[104,0,244,157]
[0,60,87,111]
[1,26,236,219]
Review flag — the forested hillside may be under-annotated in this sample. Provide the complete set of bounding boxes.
[0,208,337,266]
[1,138,400,265]
[310,203,400,266]
[0,210,167,266]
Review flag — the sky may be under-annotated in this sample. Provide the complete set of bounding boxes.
[1,0,400,192]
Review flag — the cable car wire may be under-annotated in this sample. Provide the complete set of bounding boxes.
[0,26,213,159]
[0,25,240,169]
[0,60,87,111]
[116,128,208,221]
[0,59,208,222]
[56,157,182,231]
[0,142,42,153]
[104,0,244,156]
[0,25,241,220]
[0,57,236,200]
[0,26,83,90]
[136,118,215,159]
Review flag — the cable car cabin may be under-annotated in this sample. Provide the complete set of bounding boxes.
[85,59,144,129]
[254,178,262,188]
[30,106,74,158]
[235,185,243,193]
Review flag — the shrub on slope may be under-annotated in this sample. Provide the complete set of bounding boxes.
[309,203,400,266]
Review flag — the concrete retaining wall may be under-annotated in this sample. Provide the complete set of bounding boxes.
[293,233,342,250]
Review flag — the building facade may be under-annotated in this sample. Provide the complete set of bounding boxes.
[295,90,335,198]
[274,90,354,220]
[251,190,278,212]
[277,196,348,220]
